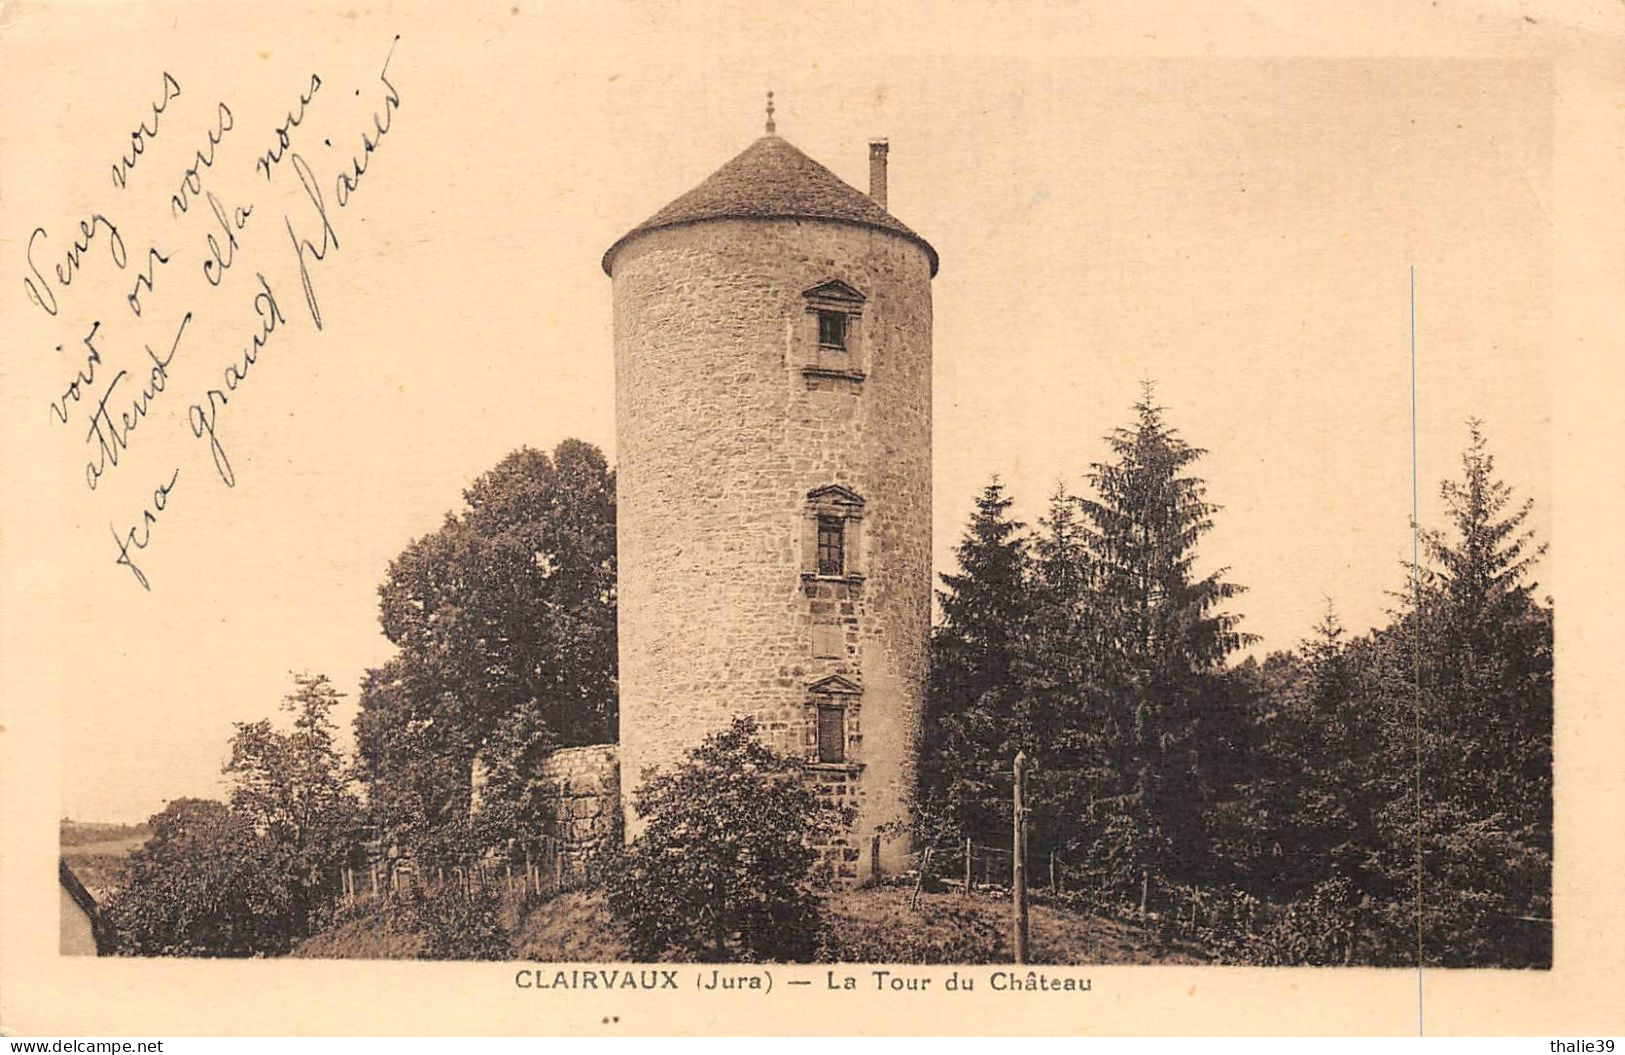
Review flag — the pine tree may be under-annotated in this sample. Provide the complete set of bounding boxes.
[1032,483,1091,627]
[1077,384,1252,889]
[1421,419,1551,809]
[1261,605,1371,900]
[1080,385,1250,683]
[1017,484,1094,757]
[934,478,1030,704]
[918,478,1032,848]
[1012,485,1107,861]
[1206,649,1304,895]
[1383,419,1553,966]
[1425,420,1545,624]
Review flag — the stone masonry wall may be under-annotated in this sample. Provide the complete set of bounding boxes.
[533,744,620,868]
[610,217,934,879]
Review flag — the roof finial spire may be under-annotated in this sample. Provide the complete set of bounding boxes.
[765,90,776,135]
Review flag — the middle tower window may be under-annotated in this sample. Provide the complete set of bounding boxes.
[803,485,865,582]
[817,516,846,577]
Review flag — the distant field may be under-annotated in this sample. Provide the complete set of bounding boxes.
[61,835,148,857]
[60,820,150,848]
[60,821,149,900]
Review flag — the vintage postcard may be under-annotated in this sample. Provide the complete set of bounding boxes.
[2,0,1622,1038]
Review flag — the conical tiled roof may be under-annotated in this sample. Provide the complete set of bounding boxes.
[602,134,938,276]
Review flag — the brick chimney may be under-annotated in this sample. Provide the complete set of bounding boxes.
[868,139,889,210]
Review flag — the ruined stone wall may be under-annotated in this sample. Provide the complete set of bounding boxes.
[610,217,933,878]
[533,743,620,866]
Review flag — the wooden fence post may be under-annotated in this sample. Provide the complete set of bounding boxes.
[910,847,933,910]
[1049,851,1056,893]
[1012,751,1030,965]
[963,838,972,898]
[871,833,882,885]
[1139,870,1149,922]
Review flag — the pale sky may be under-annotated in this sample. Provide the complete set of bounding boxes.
[2,5,1555,823]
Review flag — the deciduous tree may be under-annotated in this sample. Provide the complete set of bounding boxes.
[224,672,360,937]
[360,440,617,857]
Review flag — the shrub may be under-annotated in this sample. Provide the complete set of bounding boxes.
[603,716,845,962]
[102,799,294,957]
[408,881,512,961]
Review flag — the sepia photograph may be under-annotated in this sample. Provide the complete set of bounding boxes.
[4,0,1622,1039]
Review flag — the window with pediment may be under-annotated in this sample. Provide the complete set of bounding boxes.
[802,484,864,582]
[805,674,861,767]
[802,280,866,383]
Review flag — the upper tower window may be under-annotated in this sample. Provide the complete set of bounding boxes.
[802,280,867,385]
[817,311,848,350]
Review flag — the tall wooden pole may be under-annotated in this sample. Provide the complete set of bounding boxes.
[1013,751,1030,964]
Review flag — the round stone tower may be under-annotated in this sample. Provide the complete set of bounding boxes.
[603,117,937,880]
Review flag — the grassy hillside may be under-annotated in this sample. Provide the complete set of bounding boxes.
[293,902,439,960]
[294,884,1207,964]
[822,886,1208,965]
[293,889,622,960]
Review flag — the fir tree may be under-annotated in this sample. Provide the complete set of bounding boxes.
[1235,605,1370,901]
[1077,384,1252,888]
[1425,420,1545,627]
[1384,420,1553,966]
[1016,484,1095,758]
[1011,485,1107,861]
[1421,419,1551,806]
[934,477,1030,705]
[1080,384,1250,683]
[918,478,1032,848]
